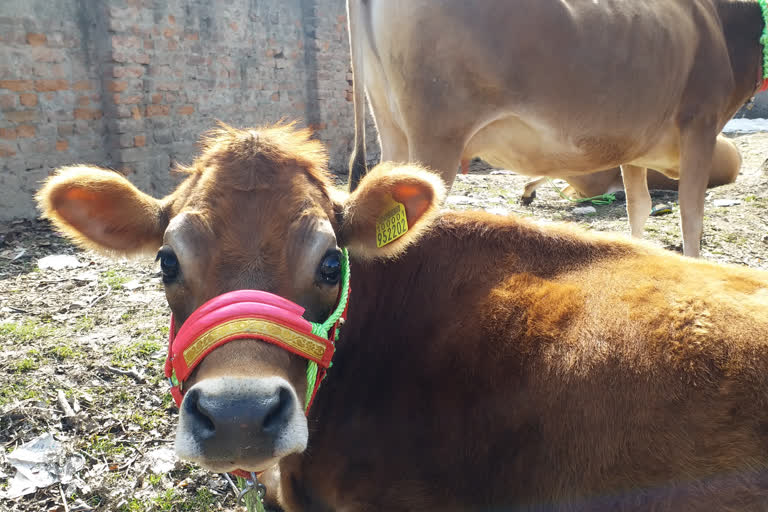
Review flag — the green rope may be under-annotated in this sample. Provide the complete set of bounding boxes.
[305,248,350,409]
[759,0,768,79]
[311,248,351,336]
[305,361,319,408]
[545,178,616,206]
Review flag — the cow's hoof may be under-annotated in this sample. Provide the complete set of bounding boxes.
[520,191,536,206]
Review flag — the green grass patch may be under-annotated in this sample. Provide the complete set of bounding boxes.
[110,339,164,368]
[48,343,84,361]
[87,434,127,458]
[119,488,219,512]
[0,319,57,344]
[101,269,130,290]
[74,315,95,332]
[0,379,44,406]
[13,349,42,373]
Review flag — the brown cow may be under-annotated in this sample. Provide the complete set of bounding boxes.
[521,134,743,203]
[347,0,765,256]
[39,124,768,511]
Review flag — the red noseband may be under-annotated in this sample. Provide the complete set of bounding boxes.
[164,289,342,408]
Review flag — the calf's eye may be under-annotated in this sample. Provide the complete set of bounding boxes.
[156,246,179,283]
[318,250,342,285]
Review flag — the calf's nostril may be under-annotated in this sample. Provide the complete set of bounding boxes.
[182,388,216,436]
[262,386,295,434]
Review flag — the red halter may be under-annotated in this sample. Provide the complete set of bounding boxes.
[164,289,347,409]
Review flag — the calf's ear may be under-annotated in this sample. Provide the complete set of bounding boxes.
[338,162,445,259]
[36,166,168,255]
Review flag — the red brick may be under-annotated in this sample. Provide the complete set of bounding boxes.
[72,80,93,91]
[0,80,34,92]
[77,96,90,106]
[151,93,162,104]
[111,35,141,49]
[146,104,169,117]
[177,104,194,115]
[74,108,102,120]
[5,110,38,122]
[113,65,144,78]
[56,140,68,151]
[19,93,37,107]
[0,142,15,157]
[168,14,175,24]
[34,79,68,92]
[17,125,35,138]
[184,32,199,41]
[230,22,238,31]
[0,94,15,109]
[144,39,154,50]
[167,40,178,50]
[0,127,16,139]
[58,123,74,136]
[134,135,145,147]
[27,33,46,46]
[108,81,128,92]
[163,28,175,39]
[271,92,280,101]
[113,93,141,104]
[131,106,143,120]
[156,82,179,91]
[32,48,57,62]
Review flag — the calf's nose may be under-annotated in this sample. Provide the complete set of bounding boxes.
[176,376,307,470]
[183,380,296,440]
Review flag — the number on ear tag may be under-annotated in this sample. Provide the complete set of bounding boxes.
[375,198,409,248]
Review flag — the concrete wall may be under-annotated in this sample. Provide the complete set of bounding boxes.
[0,0,378,221]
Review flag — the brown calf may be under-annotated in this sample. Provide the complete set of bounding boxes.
[39,124,768,510]
[521,134,742,202]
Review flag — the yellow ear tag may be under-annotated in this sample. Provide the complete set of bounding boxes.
[375,197,409,248]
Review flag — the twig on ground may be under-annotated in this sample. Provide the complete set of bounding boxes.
[0,398,36,415]
[86,285,111,309]
[59,483,69,512]
[57,390,77,418]
[104,366,146,383]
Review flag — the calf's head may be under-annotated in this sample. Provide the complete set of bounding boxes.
[37,123,443,473]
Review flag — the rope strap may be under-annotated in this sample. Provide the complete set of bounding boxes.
[759,0,768,79]
[305,248,350,408]
[545,178,616,206]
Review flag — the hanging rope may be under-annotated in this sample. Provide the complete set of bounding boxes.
[545,178,616,206]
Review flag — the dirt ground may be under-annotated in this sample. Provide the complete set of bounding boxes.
[1,131,767,511]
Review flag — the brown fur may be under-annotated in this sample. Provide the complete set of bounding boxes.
[36,124,768,511]
[338,162,446,260]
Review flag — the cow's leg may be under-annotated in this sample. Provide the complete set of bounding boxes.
[621,164,651,238]
[366,91,409,166]
[408,137,464,191]
[521,177,546,205]
[376,117,409,165]
[678,128,716,258]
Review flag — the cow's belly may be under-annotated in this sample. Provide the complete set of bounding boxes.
[465,115,681,178]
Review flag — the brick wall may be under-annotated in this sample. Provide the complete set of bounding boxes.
[0,0,378,221]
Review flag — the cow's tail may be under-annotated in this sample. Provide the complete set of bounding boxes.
[347,0,368,191]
